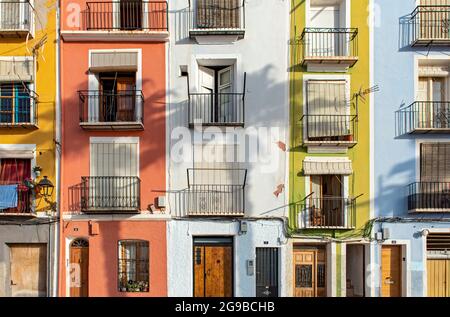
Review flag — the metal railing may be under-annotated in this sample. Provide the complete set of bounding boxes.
[83,1,168,31]
[0,184,32,214]
[188,92,245,126]
[0,91,37,126]
[411,5,450,45]
[0,1,32,32]
[80,176,141,212]
[299,28,358,62]
[188,0,245,31]
[302,114,358,143]
[398,101,450,133]
[78,90,144,125]
[298,197,356,229]
[181,168,247,216]
[408,182,450,211]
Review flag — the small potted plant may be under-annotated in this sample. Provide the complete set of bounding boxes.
[33,166,42,177]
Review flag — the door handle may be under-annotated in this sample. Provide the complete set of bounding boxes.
[384,277,395,285]
[10,280,17,286]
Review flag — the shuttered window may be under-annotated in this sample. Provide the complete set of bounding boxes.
[90,140,138,177]
[306,80,349,138]
[196,0,241,29]
[90,52,138,73]
[420,143,450,182]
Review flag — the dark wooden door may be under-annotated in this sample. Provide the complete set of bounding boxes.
[381,245,402,297]
[116,77,136,121]
[194,244,233,297]
[70,242,89,297]
[256,248,279,297]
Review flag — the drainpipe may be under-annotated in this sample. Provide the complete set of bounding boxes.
[53,0,62,298]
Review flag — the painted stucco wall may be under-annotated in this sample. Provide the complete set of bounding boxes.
[60,219,167,297]
[0,224,55,297]
[288,0,371,238]
[373,0,450,297]
[167,219,287,297]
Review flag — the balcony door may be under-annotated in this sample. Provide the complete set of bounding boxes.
[419,0,450,40]
[89,140,139,210]
[310,175,344,227]
[119,0,143,30]
[418,77,447,129]
[198,65,235,124]
[99,72,136,123]
[309,4,341,57]
[195,0,241,29]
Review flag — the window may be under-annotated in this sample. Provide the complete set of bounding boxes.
[118,240,149,292]
[0,83,32,124]
[306,80,351,141]
[0,0,31,31]
[119,0,143,30]
[98,72,137,122]
[0,158,31,213]
[196,0,242,29]
[420,143,450,182]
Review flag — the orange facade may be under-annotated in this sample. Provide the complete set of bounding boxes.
[59,0,167,297]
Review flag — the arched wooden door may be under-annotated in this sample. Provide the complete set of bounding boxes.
[69,239,89,297]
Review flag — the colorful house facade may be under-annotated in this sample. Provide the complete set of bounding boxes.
[58,0,169,297]
[372,0,450,297]
[0,0,58,297]
[288,0,372,297]
[166,0,290,297]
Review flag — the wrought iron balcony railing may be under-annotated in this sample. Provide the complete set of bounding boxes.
[78,90,144,130]
[298,28,359,67]
[411,5,450,46]
[80,176,141,213]
[82,1,168,31]
[397,101,450,134]
[188,0,245,37]
[188,92,245,127]
[301,114,358,147]
[0,89,37,128]
[0,183,33,216]
[408,182,450,212]
[178,168,247,217]
[0,1,32,35]
[298,197,356,229]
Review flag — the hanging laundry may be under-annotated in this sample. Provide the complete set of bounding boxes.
[0,184,18,210]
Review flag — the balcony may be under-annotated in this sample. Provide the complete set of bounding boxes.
[181,168,247,217]
[298,197,356,230]
[188,0,245,43]
[188,92,245,127]
[0,90,38,129]
[398,101,450,134]
[299,28,358,69]
[0,1,32,38]
[61,1,168,42]
[302,115,358,148]
[78,90,144,131]
[80,176,141,213]
[0,184,34,217]
[411,5,450,46]
[408,182,450,213]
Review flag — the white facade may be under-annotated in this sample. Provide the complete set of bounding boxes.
[166,0,290,296]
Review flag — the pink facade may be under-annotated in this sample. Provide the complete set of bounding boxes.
[59,0,168,297]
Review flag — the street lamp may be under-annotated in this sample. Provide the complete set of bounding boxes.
[37,176,54,198]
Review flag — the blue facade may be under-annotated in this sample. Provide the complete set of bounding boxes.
[373,0,450,297]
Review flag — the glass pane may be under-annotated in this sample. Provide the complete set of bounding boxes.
[295,264,312,288]
[220,70,231,86]
[317,264,326,288]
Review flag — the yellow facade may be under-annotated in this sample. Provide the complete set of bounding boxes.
[0,1,57,212]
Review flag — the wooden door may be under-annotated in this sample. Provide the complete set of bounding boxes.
[293,248,326,297]
[70,240,89,297]
[381,245,402,297]
[427,259,450,297]
[194,245,233,297]
[10,244,47,297]
[116,77,136,122]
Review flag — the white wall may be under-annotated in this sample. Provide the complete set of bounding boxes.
[167,219,288,297]
[166,0,290,219]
